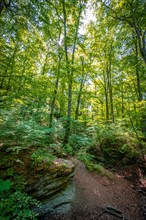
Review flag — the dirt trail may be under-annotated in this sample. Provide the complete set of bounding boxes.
[70,160,145,220]
[43,160,145,220]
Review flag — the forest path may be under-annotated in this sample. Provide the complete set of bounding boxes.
[70,159,145,220]
[43,159,145,220]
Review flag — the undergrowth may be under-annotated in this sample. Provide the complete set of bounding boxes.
[0,107,145,219]
[91,123,144,165]
[0,179,40,220]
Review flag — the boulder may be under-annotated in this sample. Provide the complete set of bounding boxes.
[25,158,75,216]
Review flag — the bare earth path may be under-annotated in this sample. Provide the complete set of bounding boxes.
[70,160,145,220]
[43,159,145,220]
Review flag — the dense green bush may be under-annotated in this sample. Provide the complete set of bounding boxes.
[31,148,56,164]
[68,134,92,150]
[91,123,142,165]
[77,150,113,177]
[0,179,40,220]
[0,109,55,148]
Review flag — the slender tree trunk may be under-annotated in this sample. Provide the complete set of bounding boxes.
[49,78,59,126]
[108,54,114,123]
[109,73,114,123]
[59,82,66,116]
[75,59,87,120]
[49,54,61,127]
[132,13,146,64]
[107,67,113,123]
[105,91,109,122]
[75,75,87,120]
[121,80,124,118]
[133,35,146,135]
[135,37,143,101]
[103,70,109,122]
[62,0,71,145]
[62,0,82,144]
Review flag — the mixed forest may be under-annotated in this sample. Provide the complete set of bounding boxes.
[0,0,146,219]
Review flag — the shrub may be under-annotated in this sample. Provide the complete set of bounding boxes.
[92,123,141,165]
[68,134,92,151]
[0,109,54,147]
[77,150,112,177]
[0,179,40,220]
[31,148,56,165]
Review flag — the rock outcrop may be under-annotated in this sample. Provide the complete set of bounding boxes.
[25,158,75,216]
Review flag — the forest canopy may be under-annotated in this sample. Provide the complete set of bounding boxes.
[0,0,146,134]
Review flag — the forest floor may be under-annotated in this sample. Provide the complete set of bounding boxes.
[42,159,146,220]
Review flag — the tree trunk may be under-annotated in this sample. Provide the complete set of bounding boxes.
[103,70,109,122]
[108,51,114,123]
[134,35,146,135]
[133,20,146,65]
[75,59,87,120]
[62,0,82,144]
[75,76,87,120]
[135,37,143,101]
[107,65,114,123]
[109,72,114,123]
[105,91,109,122]
[49,55,61,127]
[121,80,124,118]
[49,78,59,127]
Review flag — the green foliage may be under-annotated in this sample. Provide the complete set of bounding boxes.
[50,118,66,142]
[0,179,40,220]
[0,180,12,192]
[64,144,73,155]
[31,148,56,164]
[49,143,66,157]
[77,151,96,171]
[68,134,92,151]
[0,109,52,147]
[77,150,112,177]
[0,107,143,167]
[70,120,87,134]
[92,123,141,165]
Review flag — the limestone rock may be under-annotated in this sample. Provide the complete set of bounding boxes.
[25,158,75,216]
[34,180,75,216]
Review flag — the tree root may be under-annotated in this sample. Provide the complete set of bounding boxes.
[97,205,128,220]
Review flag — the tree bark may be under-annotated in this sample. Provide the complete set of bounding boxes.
[49,54,61,127]
[102,70,109,122]
[62,0,71,145]
[75,59,87,120]
[109,66,114,123]
[62,0,82,144]
[121,80,124,118]
[49,78,59,127]
[106,59,114,123]
[135,36,143,101]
